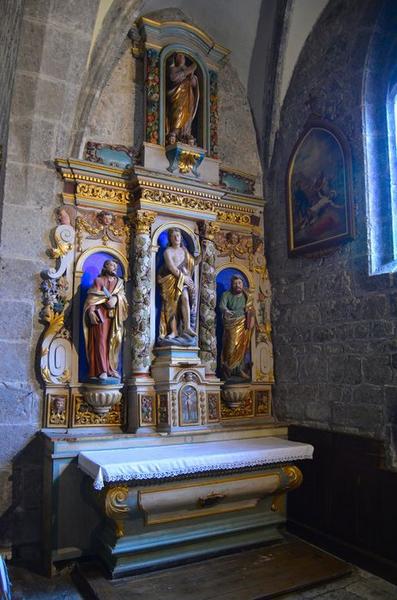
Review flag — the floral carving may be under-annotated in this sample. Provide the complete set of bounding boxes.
[76,183,130,206]
[171,390,178,427]
[145,49,160,144]
[209,71,219,159]
[207,393,220,422]
[255,391,270,416]
[158,394,169,424]
[199,225,217,372]
[40,220,74,389]
[200,391,206,423]
[131,230,152,372]
[140,395,155,425]
[40,276,69,320]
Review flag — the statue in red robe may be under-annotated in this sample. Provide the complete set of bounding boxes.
[83,259,128,380]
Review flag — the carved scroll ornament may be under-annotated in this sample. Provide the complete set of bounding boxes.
[40,223,75,386]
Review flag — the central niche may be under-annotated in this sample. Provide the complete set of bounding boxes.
[155,225,200,346]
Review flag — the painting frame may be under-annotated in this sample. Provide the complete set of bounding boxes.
[286,118,354,256]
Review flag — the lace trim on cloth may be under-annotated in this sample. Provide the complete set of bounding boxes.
[85,450,313,490]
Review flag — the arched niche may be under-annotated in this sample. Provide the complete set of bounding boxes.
[76,249,127,383]
[152,223,200,343]
[159,44,209,150]
[215,266,253,382]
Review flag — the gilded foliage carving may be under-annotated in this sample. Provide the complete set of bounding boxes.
[221,392,253,419]
[141,188,214,213]
[216,210,252,227]
[214,231,253,266]
[40,221,74,386]
[76,183,130,205]
[131,210,156,234]
[73,395,122,426]
[76,210,128,251]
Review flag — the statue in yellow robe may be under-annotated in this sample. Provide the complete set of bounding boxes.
[166,52,199,144]
[219,275,255,382]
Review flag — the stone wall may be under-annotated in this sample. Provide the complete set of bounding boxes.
[267,0,397,466]
[83,47,144,150]
[0,0,101,557]
[0,0,24,242]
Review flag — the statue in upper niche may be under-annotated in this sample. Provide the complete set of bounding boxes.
[166,52,199,145]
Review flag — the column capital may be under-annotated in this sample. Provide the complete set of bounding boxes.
[132,210,156,234]
[198,220,220,241]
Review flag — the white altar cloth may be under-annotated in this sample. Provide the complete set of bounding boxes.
[78,437,314,490]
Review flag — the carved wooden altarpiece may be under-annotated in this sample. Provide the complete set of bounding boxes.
[38,19,311,580]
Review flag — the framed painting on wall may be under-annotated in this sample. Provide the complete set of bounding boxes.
[286,119,354,256]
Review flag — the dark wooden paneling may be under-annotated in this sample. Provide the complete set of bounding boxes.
[288,425,397,584]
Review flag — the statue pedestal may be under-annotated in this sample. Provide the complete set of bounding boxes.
[151,346,221,433]
[142,142,221,184]
[83,383,123,415]
[154,345,201,366]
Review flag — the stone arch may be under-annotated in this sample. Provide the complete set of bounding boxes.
[70,0,143,157]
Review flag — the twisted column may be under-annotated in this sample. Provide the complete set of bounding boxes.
[130,210,156,373]
[198,222,219,373]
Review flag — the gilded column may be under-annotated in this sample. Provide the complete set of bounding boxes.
[198,222,219,374]
[131,210,156,373]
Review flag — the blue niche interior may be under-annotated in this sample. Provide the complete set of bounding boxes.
[215,268,250,380]
[79,251,124,382]
[155,229,196,340]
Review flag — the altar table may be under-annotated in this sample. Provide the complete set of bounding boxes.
[78,436,313,577]
[79,436,313,489]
